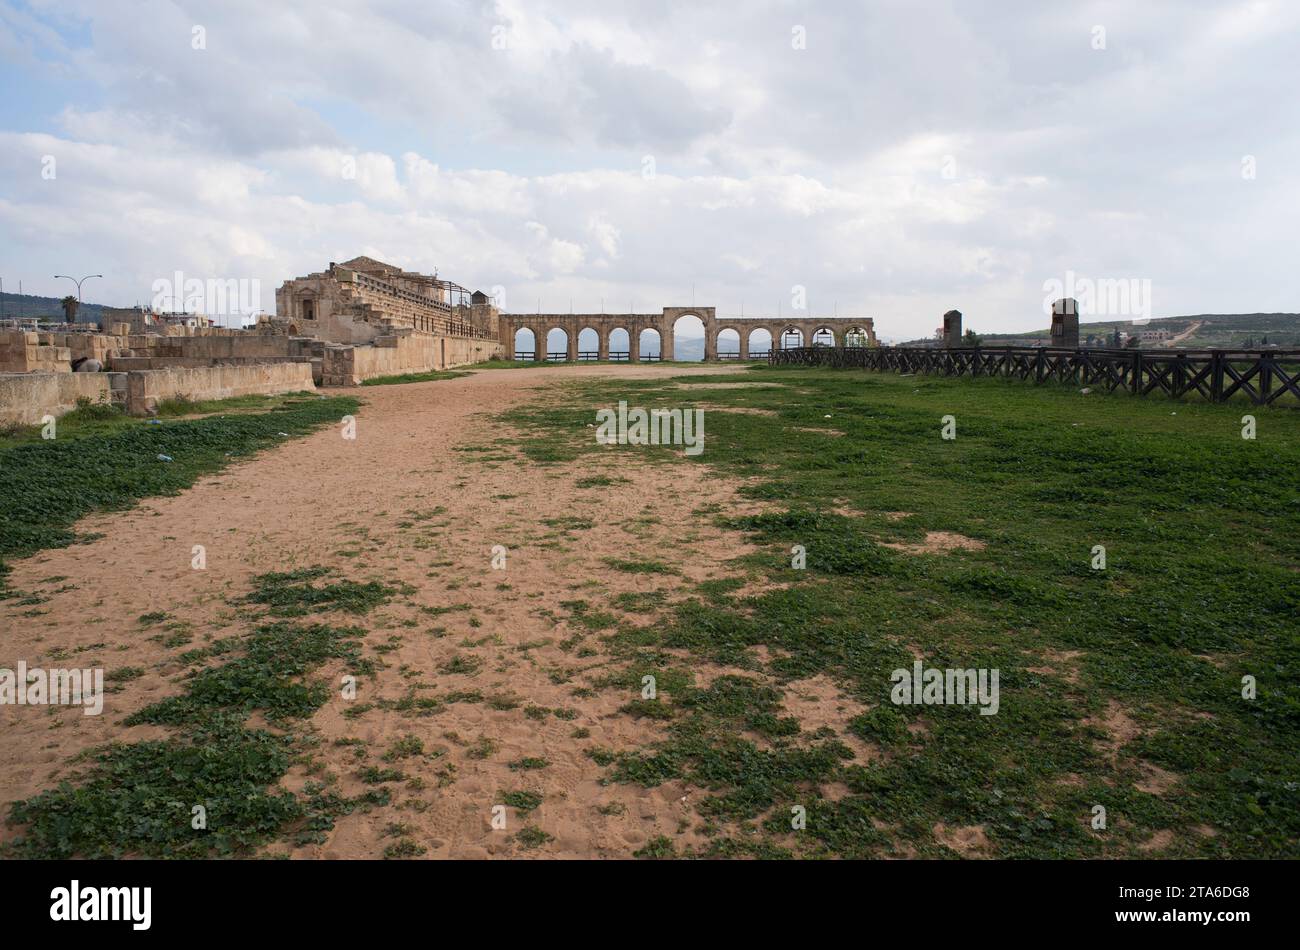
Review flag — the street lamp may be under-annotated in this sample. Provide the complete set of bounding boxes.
[54,273,103,303]
[54,273,103,324]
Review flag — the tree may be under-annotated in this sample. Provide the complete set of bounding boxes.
[962,328,983,347]
[61,295,79,324]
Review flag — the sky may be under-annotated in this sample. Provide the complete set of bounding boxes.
[0,0,1297,341]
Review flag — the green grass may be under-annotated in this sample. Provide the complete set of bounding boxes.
[0,393,359,584]
[360,370,470,386]
[500,365,1300,858]
[4,566,394,858]
[153,391,318,416]
[514,825,554,848]
[604,557,680,575]
[0,396,134,447]
[502,790,544,812]
[243,566,394,617]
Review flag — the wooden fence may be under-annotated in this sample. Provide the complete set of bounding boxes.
[769,345,1300,406]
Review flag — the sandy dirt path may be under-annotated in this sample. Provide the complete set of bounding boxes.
[1159,319,1205,347]
[0,363,780,858]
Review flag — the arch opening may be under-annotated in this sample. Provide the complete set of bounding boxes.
[578,327,600,361]
[546,328,569,361]
[716,328,740,360]
[844,325,870,348]
[639,328,661,361]
[747,328,772,359]
[513,326,536,361]
[671,314,705,362]
[608,327,630,361]
[811,326,836,347]
[780,326,804,349]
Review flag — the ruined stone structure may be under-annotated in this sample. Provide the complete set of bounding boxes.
[499,308,876,361]
[275,256,499,344]
[942,310,963,347]
[272,256,505,382]
[0,328,321,423]
[1051,298,1080,348]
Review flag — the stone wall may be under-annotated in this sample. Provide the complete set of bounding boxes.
[0,328,314,374]
[0,331,74,373]
[321,329,503,385]
[124,362,317,415]
[0,372,118,425]
[0,363,317,425]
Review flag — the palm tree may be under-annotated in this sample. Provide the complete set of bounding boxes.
[61,295,79,324]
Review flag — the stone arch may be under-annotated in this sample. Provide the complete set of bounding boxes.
[716,328,740,359]
[671,313,706,362]
[512,326,537,360]
[577,327,600,361]
[748,327,772,358]
[843,325,871,347]
[608,327,630,361]
[296,292,319,323]
[639,327,662,361]
[811,325,836,347]
[545,327,568,361]
[779,325,804,349]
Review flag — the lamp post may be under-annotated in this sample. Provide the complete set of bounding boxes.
[54,274,103,324]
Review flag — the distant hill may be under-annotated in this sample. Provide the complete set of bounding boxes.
[673,336,705,360]
[911,313,1300,348]
[0,292,106,324]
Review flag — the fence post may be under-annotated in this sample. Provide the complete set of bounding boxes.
[1034,349,1045,384]
[1211,351,1224,402]
[1131,351,1142,396]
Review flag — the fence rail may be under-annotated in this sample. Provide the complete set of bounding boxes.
[769,345,1300,406]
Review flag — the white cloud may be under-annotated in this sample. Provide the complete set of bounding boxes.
[0,0,1297,336]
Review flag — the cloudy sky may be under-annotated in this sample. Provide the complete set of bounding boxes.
[1,0,1296,339]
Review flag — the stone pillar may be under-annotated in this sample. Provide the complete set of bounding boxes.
[661,326,673,362]
[1051,298,1080,348]
[739,333,749,360]
[566,326,578,362]
[598,328,609,361]
[629,330,640,362]
[535,328,547,362]
[943,310,962,347]
[704,331,717,361]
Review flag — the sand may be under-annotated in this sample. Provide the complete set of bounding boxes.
[0,363,807,858]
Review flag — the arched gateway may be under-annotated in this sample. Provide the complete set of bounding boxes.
[496,307,876,362]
